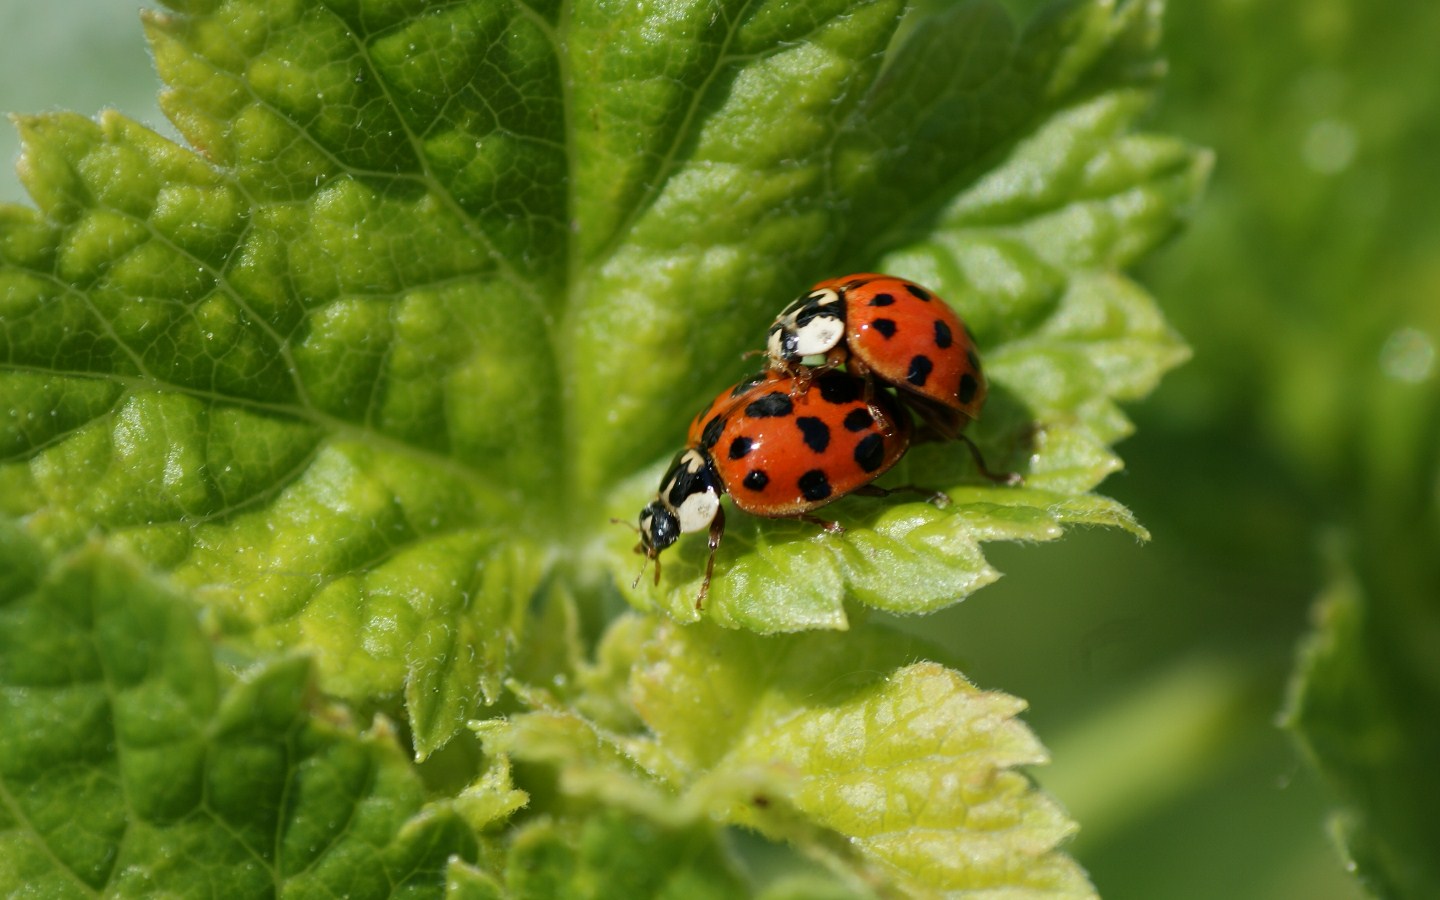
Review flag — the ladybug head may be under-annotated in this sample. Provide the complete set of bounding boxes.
[629,450,723,590]
[637,499,679,561]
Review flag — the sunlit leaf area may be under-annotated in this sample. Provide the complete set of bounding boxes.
[3,0,1436,897]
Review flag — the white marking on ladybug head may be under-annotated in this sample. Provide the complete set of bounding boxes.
[788,311,844,357]
[766,325,790,362]
[768,289,846,361]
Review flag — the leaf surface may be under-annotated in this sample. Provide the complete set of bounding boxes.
[2,4,1200,890]
[0,520,513,898]
[486,616,1096,898]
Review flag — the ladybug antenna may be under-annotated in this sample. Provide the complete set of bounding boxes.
[609,516,640,535]
[631,554,649,589]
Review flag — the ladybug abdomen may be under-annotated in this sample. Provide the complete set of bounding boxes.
[842,276,988,420]
[697,371,910,517]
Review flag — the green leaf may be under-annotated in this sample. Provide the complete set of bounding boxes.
[496,812,749,900]
[0,103,545,756]
[0,519,517,898]
[2,1,1201,888]
[486,616,1094,898]
[1284,552,1440,900]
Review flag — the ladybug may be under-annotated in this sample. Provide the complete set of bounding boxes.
[766,273,986,438]
[630,370,917,608]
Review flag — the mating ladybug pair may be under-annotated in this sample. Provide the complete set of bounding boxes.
[628,273,1018,607]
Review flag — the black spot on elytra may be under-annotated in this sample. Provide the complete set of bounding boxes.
[871,319,897,339]
[867,293,895,307]
[959,373,979,405]
[854,433,885,472]
[743,470,769,491]
[798,469,832,501]
[795,416,830,453]
[728,436,754,460]
[815,374,862,404]
[699,415,725,450]
[908,354,934,387]
[843,408,873,432]
[906,283,932,302]
[745,392,793,418]
[934,320,953,349]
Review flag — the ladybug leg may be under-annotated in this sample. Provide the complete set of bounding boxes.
[853,483,952,508]
[959,434,1023,486]
[796,513,844,534]
[848,360,898,439]
[787,363,813,397]
[912,404,963,445]
[819,346,849,374]
[696,505,726,610]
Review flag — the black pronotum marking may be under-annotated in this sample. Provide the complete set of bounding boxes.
[853,433,885,472]
[700,415,725,449]
[934,320,953,348]
[666,457,716,508]
[745,392,793,418]
[798,469,832,501]
[728,436,755,459]
[794,416,831,453]
[815,374,862,404]
[907,354,934,387]
[867,293,895,307]
[743,470,769,491]
[843,408,873,432]
[871,319,898,339]
[796,304,840,329]
[906,283,932,301]
[959,373,979,405]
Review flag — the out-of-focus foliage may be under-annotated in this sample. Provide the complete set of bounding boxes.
[947,1,1439,897]
[1150,3,1440,898]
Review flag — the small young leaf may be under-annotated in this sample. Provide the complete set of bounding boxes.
[500,813,749,900]
[488,616,1094,897]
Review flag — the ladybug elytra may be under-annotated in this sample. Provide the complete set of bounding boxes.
[631,369,919,608]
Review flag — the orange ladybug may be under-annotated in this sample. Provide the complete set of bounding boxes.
[631,370,914,608]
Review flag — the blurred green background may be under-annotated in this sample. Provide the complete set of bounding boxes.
[5,1,1436,897]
